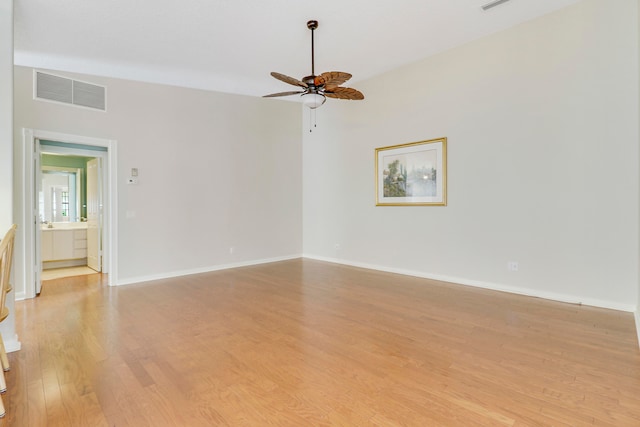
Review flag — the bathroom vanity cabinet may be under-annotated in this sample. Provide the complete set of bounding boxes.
[41,227,88,265]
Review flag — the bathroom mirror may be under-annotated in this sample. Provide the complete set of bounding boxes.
[40,166,83,223]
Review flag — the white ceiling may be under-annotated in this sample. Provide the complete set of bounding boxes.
[14,0,582,100]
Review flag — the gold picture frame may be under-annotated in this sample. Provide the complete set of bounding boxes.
[375,137,447,206]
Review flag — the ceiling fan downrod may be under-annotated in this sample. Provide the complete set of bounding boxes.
[307,20,318,77]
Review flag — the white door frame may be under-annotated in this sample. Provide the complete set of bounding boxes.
[21,129,118,298]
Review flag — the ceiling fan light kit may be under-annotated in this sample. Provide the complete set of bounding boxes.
[264,20,364,110]
[302,93,326,109]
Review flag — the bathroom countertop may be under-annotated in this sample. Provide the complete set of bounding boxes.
[41,222,89,231]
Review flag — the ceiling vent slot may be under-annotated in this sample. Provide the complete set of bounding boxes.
[481,0,513,11]
[35,71,106,111]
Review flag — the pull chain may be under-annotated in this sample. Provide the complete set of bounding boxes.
[309,108,318,132]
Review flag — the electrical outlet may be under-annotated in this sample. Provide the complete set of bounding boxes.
[334,243,341,250]
[229,247,234,254]
[508,261,519,272]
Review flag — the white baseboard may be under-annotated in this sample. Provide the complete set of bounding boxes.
[4,334,21,353]
[116,254,302,286]
[303,254,636,313]
[635,310,640,351]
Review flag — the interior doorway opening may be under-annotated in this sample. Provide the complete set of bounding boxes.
[21,129,118,300]
[38,142,105,285]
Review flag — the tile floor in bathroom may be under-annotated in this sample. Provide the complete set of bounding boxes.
[41,266,99,281]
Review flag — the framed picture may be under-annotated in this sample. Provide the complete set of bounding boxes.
[375,137,447,206]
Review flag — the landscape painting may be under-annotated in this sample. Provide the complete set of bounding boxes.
[376,137,447,206]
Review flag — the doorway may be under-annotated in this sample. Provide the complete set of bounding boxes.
[38,144,103,284]
[21,129,118,300]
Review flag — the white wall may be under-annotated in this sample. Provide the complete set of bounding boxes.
[303,0,640,311]
[0,0,12,227]
[14,67,303,292]
[1,0,18,352]
[637,0,640,346]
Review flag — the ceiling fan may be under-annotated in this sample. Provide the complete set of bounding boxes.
[264,20,364,109]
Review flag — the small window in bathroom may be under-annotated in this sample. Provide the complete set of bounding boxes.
[61,191,69,217]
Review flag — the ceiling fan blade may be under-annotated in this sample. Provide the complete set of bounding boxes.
[324,86,364,100]
[315,71,352,87]
[263,90,305,98]
[270,72,308,88]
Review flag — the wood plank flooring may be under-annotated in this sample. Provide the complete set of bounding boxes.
[2,259,640,426]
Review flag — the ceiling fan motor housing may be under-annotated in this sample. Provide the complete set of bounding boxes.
[303,75,318,87]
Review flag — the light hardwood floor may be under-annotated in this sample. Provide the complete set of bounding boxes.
[3,259,640,426]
